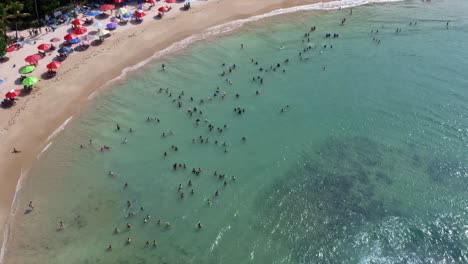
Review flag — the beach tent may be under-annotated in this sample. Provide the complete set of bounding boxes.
[37,44,51,51]
[100,4,116,11]
[58,46,73,54]
[71,19,85,27]
[22,76,39,86]
[47,61,62,70]
[5,89,21,99]
[64,33,78,41]
[73,27,88,35]
[19,65,36,74]
[24,54,41,64]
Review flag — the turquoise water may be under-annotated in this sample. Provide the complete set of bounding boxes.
[6,0,468,263]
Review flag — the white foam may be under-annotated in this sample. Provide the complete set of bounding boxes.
[46,116,73,142]
[37,142,53,160]
[0,168,28,264]
[102,0,402,88]
[210,225,231,252]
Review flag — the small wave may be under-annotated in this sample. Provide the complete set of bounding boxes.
[46,116,73,142]
[0,168,28,264]
[36,142,53,160]
[210,225,231,252]
[101,0,402,88]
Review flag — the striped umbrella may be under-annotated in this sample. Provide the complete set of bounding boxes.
[81,35,95,42]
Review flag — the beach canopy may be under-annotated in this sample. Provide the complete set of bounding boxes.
[166,0,176,3]
[24,54,41,64]
[37,43,51,51]
[115,7,128,16]
[158,7,168,12]
[72,19,85,26]
[6,47,15,53]
[5,89,21,99]
[100,4,115,11]
[58,46,73,54]
[22,76,39,86]
[69,38,81,44]
[47,61,62,70]
[134,11,146,18]
[49,37,61,43]
[81,35,95,42]
[93,22,103,28]
[64,33,78,41]
[98,29,110,37]
[19,65,36,74]
[106,23,117,29]
[86,10,100,16]
[73,27,88,35]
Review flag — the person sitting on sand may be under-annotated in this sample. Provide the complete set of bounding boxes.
[12,148,20,153]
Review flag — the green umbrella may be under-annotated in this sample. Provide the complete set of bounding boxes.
[22,76,39,86]
[19,65,36,74]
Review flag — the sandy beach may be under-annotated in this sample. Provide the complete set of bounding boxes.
[0,0,335,254]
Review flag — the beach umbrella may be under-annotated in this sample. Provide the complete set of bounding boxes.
[71,18,85,27]
[19,65,36,74]
[81,35,95,42]
[24,54,41,64]
[64,33,78,41]
[0,79,3,85]
[69,38,81,44]
[114,0,124,3]
[122,13,133,19]
[73,27,88,35]
[106,23,117,30]
[5,89,21,99]
[86,10,100,16]
[49,37,61,43]
[136,4,150,11]
[134,11,146,18]
[100,4,115,11]
[6,47,15,53]
[46,61,62,70]
[37,43,51,51]
[110,17,120,23]
[58,46,73,54]
[115,7,128,16]
[98,29,110,37]
[158,7,168,13]
[93,22,103,28]
[147,0,156,3]
[166,0,176,3]
[22,76,39,86]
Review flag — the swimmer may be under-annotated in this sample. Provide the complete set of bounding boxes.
[197,222,203,229]
[215,190,220,196]
[108,171,115,177]
[153,240,158,247]
[127,223,132,229]
[122,138,128,144]
[107,244,112,251]
[127,237,131,244]
[145,241,150,247]
[114,227,120,234]
[58,221,64,231]
[207,199,212,206]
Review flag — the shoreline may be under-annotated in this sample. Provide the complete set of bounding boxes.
[0,0,402,261]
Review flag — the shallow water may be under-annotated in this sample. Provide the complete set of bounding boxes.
[6,0,468,263]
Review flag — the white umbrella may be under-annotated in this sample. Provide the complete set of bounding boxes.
[115,7,128,16]
[98,29,110,37]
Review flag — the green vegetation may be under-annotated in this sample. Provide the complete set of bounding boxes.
[0,36,6,58]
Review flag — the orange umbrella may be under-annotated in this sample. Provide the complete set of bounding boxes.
[73,27,88,35]
[71,19,85,27]
[24,54,41,64]
[47,61,62,70]
[37,43,51,51]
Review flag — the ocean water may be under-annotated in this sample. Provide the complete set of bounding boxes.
[5,0,468,263]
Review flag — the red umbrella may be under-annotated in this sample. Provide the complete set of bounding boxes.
[64,33,78,41]
[73,27,88,35]
[47,61,62,70]
[24,54,42,64]
[158,7,168,12]
[71,19,85,27]
[5,89,21,99]
[134,11,146,18]
[37,43,51,51]
[100,4,115,11]
[166,0,176,3]
[147,0,156,3]
[114,0,124,3]
[6,47,15,53]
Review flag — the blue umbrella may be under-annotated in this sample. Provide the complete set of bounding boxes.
[58,46,73,54]
[106,23,117,30]
[122,13,133,19]
[0,79,3,85]
[69,38,81,44]
[87,10,101,16]
[93,22,103,27]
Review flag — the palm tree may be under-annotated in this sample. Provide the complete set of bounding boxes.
[6,1,30,40]
[0,3,8,38]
